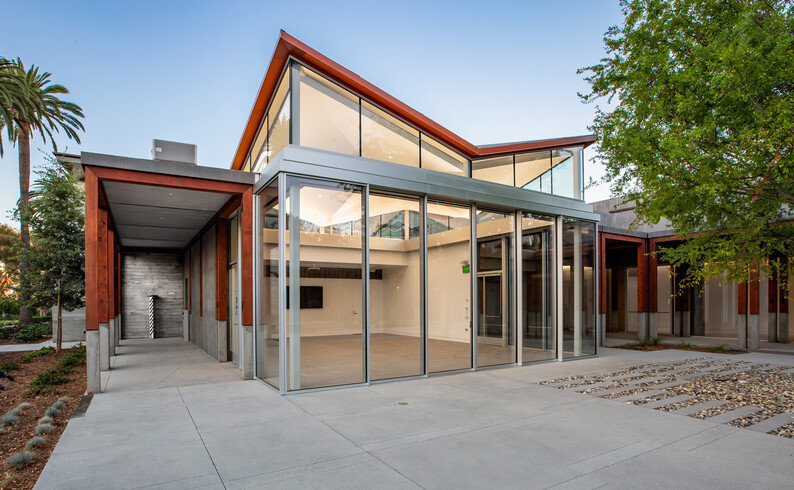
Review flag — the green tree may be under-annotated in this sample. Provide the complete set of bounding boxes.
[22,158,84,350]
[0,59,84,325]
[0,224,21,299]
[580,0,794,286]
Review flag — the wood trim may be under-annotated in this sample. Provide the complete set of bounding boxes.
[107,229,115,318]
[648,241,658,313]
[240,188,254,325]
[230,31,596,170]
[89,166,250,195]
[85,168,99,331]
[601,232,646,244]
[216,220,228,322]
[97,208,109,323]
[199,236,203,317]
[598,232,607,314]
[115,244,121,319]
[739,281,747,315]
[750,273,760,315]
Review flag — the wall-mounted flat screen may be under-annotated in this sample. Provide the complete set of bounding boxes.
[286,286,323,309]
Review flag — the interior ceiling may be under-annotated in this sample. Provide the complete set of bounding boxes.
[103,181,233,249]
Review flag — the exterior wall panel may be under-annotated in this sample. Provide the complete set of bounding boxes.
[121,252,184,339]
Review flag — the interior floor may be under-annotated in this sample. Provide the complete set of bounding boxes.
[261,333,560,390]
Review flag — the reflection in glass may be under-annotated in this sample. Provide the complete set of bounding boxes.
[563,219,596,358]
[521,213,556,362]
[551,149,574,198]
[472,156,514,186]
[369,194,423,380]
[299,67,360,156]
[427,202,472,372]
[421,135,469,176]
[516,151,552,191]
[266,72,290,164]
[476,210,515,367]
[256,182,280,388]
[362,101,420,167]
[285,177,365,390]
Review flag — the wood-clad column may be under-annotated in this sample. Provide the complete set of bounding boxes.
[636,240,649,339]
[648,240,659,337]
[215,219,229,361]
[97,208,110,371]
[240,187,254,379]
[83,167,101,393]
[598,231,607,345]
[107,228,116,360]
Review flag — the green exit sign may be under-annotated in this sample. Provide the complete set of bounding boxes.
[462,266,470,274]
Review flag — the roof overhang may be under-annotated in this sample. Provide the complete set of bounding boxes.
[231,31,595,170]
[82,152,254,250]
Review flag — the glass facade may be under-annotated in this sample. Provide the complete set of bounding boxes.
[474,149,584,200]
[255,176,599,391]
[562,219,597,358]
[521,213,556,362]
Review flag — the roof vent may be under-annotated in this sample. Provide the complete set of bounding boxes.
[152,139,197,165]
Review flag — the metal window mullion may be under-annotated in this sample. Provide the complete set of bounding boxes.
[556,216,564,362]
[252,193,260,379]
[363,185,370,384]
[594,224,599,355]
[278,173,287,394]
[515,211,523,366]
[289,61,300,146]
[288,178,301,390]
[421,195,428,376]
[471,203,478,370]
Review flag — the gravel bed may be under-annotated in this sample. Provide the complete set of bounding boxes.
[771,422,794,438]
[630,392,677,405]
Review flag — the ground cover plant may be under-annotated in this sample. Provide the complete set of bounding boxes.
[0,346,85,488]
[618,342,744,354]
[0,318,52,345]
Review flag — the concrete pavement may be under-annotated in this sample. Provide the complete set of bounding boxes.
[35,339,794,489]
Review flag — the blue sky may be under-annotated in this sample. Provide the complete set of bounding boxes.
[0,0,623,226]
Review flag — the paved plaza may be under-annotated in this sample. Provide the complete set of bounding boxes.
[35,339,794,489]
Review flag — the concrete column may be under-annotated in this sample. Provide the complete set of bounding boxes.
[648,312,658,338]
[681,311,691,337]
[115,314,121,353]
[242,324,253,380]
[217,320,228,362]
[108,318,116,357]
[182,309,189,342]
[99,323,110,371]
[748,314,760,349]
[738,313,747,349]
[598,313,606,346]
[768,314,778,344]
[781,312,789,343]
[638,312,649,340]
[86,329,101,393]
[759,274,769,341]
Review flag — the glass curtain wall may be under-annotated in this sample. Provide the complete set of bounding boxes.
[250,69,291,172]
[472,156,514,187]
[476,210,516,367]
[473,148,584,200]
[521,213,556,363]
[256,181,280,388]
[285,176,365,390]
[299,66,360,157]
[562,219,596,358]
[369,194,423,380]
[362,101,420,167]
[427,202,472,373]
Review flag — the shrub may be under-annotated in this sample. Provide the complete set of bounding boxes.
[57,396,69,403]
[58,345,86,369]
[25,436,45,450]
[31,369,69,388]
[0,412,18,427]
[50,400,66,411]
[0,298,20,317]
[0,325,19,339]
[37,416,52,425]
[32,316,50,323]
[5,451,34,469]
[10,402,31,416]
[0,360,20,371]
[33,423,53,435]
[11,323,50,343]
[44,406,61,418]
[678,341,694,349]
[21,346,55,361]
[710,344,729,352]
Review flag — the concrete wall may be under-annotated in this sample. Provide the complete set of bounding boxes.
[185,225,221,360]
[121,252,184,339]
[51,307,86,342]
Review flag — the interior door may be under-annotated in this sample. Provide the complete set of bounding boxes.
[478,274,504,344]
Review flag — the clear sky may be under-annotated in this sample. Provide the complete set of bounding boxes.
[0,0,623,226]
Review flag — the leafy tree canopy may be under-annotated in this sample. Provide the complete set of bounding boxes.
[580,0,794,285]
[18,157,84,311]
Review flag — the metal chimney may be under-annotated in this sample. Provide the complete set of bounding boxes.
[152,139,197,164]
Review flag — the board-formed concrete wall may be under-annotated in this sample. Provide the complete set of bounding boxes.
[121,252,184,339]
[51,307,86,342]
[185,225,221,360]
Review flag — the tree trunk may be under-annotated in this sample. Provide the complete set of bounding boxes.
[17,123,33,326]
[56,278,62,352]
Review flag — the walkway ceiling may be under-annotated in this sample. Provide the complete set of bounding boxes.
[103,181,233,249]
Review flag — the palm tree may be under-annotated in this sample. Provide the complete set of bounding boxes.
[0,59,84,325]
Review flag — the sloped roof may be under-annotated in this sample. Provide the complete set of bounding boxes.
[230,31,595,170]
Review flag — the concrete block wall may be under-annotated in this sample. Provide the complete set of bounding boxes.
[121,252,184,338]
[185,224,222,360]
